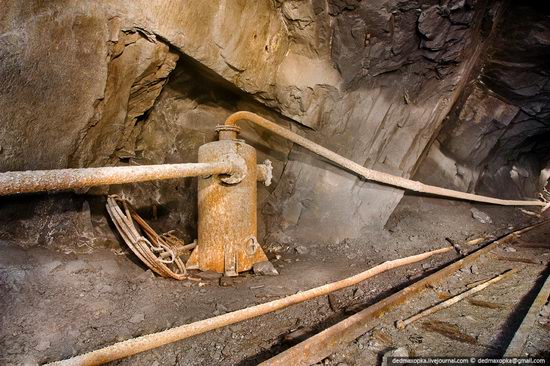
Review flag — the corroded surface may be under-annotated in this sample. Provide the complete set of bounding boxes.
[187,140,268,274]
[0,162,236,196]
[224,112,545,207]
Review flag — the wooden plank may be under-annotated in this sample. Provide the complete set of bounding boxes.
[46,247,453,365]
[260,221,548,366]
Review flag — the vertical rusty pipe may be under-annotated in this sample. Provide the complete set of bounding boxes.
[186,139,268,275]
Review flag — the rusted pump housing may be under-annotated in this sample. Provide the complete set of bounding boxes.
[186,126,272,276]
[0,110,545,280]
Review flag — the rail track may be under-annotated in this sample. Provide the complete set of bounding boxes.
[45,220,550,365]
[262,220,550,365]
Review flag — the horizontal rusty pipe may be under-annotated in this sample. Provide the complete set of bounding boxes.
[0,162,241,196]
[223,111,546,207]
[46,246,452,365]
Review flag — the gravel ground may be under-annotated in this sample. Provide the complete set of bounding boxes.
[0,194,547,365]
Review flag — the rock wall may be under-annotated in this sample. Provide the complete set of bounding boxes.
[0,0,510,249]
[416,2,550,200]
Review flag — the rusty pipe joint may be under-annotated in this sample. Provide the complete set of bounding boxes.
[219,153,247,184]
[215,124,241,141]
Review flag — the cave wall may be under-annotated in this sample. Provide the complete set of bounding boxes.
[416,2,550,200]
[0,0,504,249]
[262,0,495,243]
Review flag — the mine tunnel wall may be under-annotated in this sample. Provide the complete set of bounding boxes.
[416,2,550,201]
[0,0,548,251]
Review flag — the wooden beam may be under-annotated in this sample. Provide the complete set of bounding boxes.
[46,247,452,365]
[260,221,548,366]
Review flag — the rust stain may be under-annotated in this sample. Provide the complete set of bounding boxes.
[467,298,505,309]
[187,139,268,275]
[421,320,478,345]
[435,291,452,300]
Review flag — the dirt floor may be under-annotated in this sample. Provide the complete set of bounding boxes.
[0,194,548,365]
[325,212,550,365]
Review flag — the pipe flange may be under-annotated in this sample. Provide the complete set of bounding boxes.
[215,125,240,140]
[215,125,241,133]
[216,125,241,141]
[220,153,247,185]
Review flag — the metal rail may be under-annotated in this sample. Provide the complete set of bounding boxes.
[504,263,550,356]
[260,220,549,366]
[223,111,546,207]
[45,247,452,365]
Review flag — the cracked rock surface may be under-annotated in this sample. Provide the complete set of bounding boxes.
[0,1,548,249]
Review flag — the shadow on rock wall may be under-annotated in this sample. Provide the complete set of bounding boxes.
[416,1,550,200]
[0,0,511,251]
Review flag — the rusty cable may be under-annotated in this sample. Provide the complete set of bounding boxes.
[106,196,188,280]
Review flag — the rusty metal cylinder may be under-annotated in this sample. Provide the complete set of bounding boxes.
[187,139,267,275]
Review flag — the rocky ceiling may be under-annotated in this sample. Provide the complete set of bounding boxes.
[0,0,548,250]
